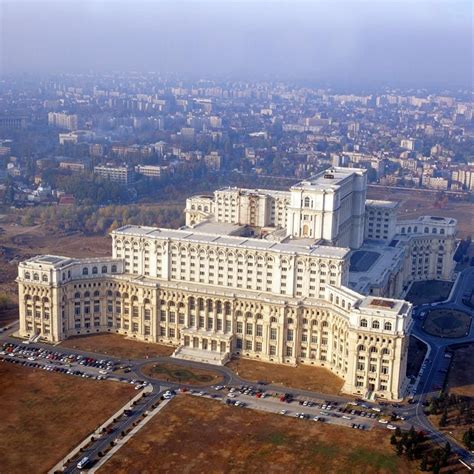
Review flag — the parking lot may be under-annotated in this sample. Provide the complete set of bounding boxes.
[0,342,149,389]
[184,385,405,433]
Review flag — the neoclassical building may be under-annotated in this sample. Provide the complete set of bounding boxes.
[17,168,457,401]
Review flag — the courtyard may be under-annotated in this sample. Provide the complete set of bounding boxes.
[405,280,453,306]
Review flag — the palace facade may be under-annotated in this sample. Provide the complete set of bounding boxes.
[17,168,457,401]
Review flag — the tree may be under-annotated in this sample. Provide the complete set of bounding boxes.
[420,454,428,471]
[0,293,11,310]
[439,411,448,427]
[390,434,397,445]
[395,426,402,437]
[396,441,404,456]
[444,442,451,456]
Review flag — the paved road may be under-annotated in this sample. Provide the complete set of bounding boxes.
[406,267,474,466]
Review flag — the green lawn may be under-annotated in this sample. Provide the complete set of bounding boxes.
[423,309,472,338]
[405,280,453,306]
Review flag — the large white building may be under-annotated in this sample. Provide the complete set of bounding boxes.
[17,168,457,401]
[48,112,78,131]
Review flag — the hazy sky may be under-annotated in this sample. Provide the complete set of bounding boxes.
[0,0,472,88]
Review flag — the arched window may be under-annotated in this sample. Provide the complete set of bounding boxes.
[302,318,308,325]
[304,196,311,208]
[384,322,392,331]
[311,320,318,327]
[74,292,81,299]
[357,345,365,352]
[33,273,39,281]
[24,272,30,279]
[82,268,89,275]
[107,290,113,296]
[42,274,48,282]
[424,227,429,234]
[144,298,151,305]
[256,313,263,319]
[84,291,90,298]
[360,319,368,328]
[42,297,49,304]
[94,291,100,297]
[407,227,412,233]
[401,227,406,234]
[370,347,378,353]
[382,348,390,355]
[270,316,277,323]
[287,318,293,325]
[440,228,445,235]
[111,265,117,273]
[432,228,437,234]
[92,266,98,274]
[102,266,107,273]
[372,320,380,329]
[322,321,328,328]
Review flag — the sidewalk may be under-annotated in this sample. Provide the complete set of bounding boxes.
[48,385,153,474]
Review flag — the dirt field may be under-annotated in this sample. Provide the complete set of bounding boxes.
[60,333,175,360]
[0,222,111,327]
[447,343,474,398]
[0,362,134,473]
[142,362,224,386]
[100,395,414,474]
[227,357,344,395]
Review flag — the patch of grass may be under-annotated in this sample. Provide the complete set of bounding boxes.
[142,363,224,386]
[349,448,399,473]
[268,432,288,445]
[308,442,340,457]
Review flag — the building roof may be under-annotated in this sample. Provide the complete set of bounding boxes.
[291,167,365,192]
[112,225,350,259]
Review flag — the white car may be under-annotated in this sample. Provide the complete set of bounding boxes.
[279,409,287,415]
[342,415,352,420]
[378,419,389,424]
[387,424,397,430]
[163,390,174,400]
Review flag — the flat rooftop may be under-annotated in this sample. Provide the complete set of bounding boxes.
[21,255,120,269]
[365,199,399,209]
[216,187,290,198]
[291,167,365,192]
[348,240,405,295]
[359,296,410,315]
[113,225,349,259]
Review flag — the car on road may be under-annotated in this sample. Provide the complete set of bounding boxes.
[279,409,287,415]
[378,419,389,424]
[77,456,91,470]
[387,424,397,430]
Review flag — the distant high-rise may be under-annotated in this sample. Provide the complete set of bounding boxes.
[48,112,78,131]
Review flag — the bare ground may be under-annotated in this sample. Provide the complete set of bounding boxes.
[99,395,415,474]
[226,357,344,395]
[0,362,134,473]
